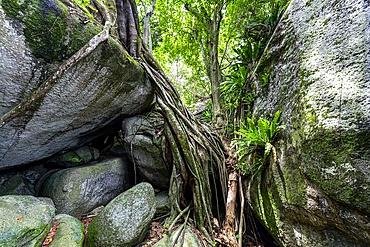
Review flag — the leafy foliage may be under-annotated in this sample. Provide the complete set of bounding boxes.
[219,0,289,134]
[232,110,285,176]
[221,65,254,111]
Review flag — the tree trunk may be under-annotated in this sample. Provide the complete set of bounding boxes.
[115,0,228,238]
[208,46,223,128]
[186,2,225,128]
[142,0,156,53]
[222,171,239,247]
[116,0,140,57]
[207,6,224,128]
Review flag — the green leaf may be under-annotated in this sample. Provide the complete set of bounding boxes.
[247,118,259,138]
[273,110,281,124]
[270,110,281,139]
[122,199,127,204]
[258,117,270,142]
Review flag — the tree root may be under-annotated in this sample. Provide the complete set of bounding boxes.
[139,49,228,239]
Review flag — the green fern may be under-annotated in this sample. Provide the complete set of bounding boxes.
[232,110,285,176]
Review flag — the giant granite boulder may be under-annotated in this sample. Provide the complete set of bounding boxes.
[0,174,35,196]
[0,0,154,169]
[248,0,370,246]
[153,226,202,247]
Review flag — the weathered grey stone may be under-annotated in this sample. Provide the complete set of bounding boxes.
[0,195,55,247]
[49,146,100,168]
[49,214,84,247]
[0,174,35,196]
[152,226,202,247]
[155,191,170,217]
[123,112,170,190]
[0,170,16,187]
[248,0,370,246]
[0,0,154,170]
[85,182,156,247]
[39,157,133,217]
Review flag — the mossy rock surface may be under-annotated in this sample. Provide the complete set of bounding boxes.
[248,0,370,246]
[49,214,84,247]
[0,0,154,169]
[85,182,156,247]
[39,157,132,217]
[0,195,55,247]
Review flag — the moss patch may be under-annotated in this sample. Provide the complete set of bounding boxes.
[1,0,100,61]
[301,129,370,210]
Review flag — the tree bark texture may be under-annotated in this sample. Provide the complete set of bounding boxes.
[116,0,140,57]
[141,0,156,53]
[222,171,239,247]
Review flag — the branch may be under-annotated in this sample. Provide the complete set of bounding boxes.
[220,24,236,66]
[221,171,238,247]
[148,0,156,13]
[139,0,147,13]
[184,3,202,21]
[238,171,245,247]
[92,0,112,24]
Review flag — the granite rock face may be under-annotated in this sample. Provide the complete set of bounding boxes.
[0,0,154,169]
[248,0,370,246]
[155,191,170,217]
[48,146,100,168]
[153,226,202,247]
[0,174,35,196]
